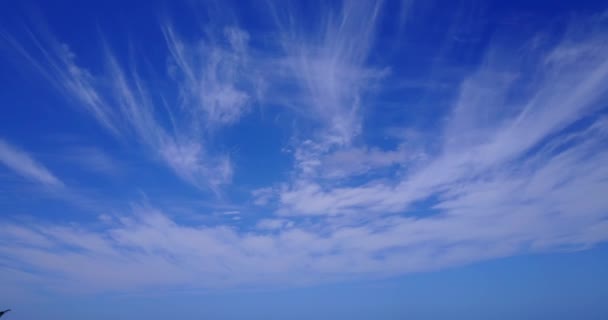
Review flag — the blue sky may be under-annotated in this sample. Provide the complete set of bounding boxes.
[1,0,608,319]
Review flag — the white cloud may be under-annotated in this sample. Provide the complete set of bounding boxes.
[162,24,254,127]
[0,138,63,187]
[270,1,387,148]
[0,28,120,135]
[1,113,607,290]
[2,21,259,192]
[251,187,275,206]
[1,3,388,193]
[3,152,608,292]
[317,146,412,179]
[103,45,237,191]
[1,2,608,295]
[272,14,608,218]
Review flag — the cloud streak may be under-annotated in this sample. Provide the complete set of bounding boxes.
[0,26,120,135]
[1,19,261,193]
[0,138,63,187]
[274,12,608,217]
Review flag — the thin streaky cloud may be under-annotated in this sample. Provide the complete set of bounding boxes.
[0,138,63,187]
[274,0,386,147]
[275,15,608,217]
[2,21,253,193]
[0,27,120,136]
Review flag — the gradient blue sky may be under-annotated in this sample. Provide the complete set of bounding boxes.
[1,1,608,319]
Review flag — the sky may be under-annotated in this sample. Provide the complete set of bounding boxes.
[1,0,608,319]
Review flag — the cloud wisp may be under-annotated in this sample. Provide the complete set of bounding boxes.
[1,18,260,193]
[0,138,63,187]
[275,12,608,217]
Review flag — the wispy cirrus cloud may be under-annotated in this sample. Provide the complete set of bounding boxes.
[162,24,256,127]
[0,1,390,193]
[0,138,63,187]
[102,45,237,192]
[274,11,608,217]
[1,19,260,193]
[0,27,120,136]
[3,28,608,290]
[3,132,608,291]
[1,1,608,295]
[261,1,392,184]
